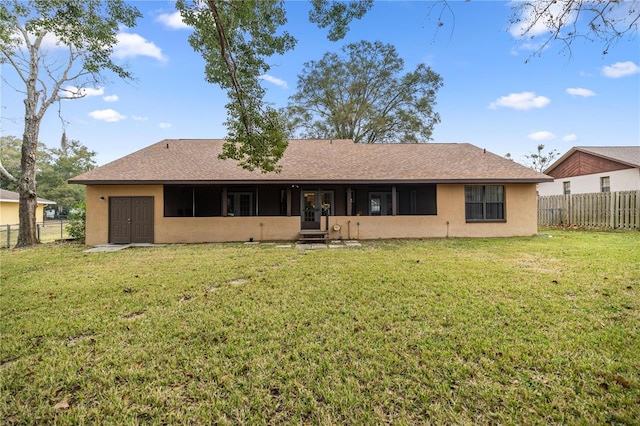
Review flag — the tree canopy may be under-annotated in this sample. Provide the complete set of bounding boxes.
[286,40,443,143]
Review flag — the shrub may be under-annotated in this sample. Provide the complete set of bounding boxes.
[66,201,86,242]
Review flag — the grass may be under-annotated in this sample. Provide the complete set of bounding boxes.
[1,230,639,424]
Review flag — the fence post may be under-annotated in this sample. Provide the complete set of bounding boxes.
[5,224,10,249]
[37,224,40,242]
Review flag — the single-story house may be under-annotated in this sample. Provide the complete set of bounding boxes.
[69,139,551,245]
[0,188,57,226]
[538,146,640,196]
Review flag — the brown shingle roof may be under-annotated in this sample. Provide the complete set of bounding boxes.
[69,139,551,184]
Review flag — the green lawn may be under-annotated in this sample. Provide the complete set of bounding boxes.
[2,230,639,424]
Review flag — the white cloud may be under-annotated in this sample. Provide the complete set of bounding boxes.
[159,122,172,129]
[62,86,105,99]
[563,134,578,142]
[39,32,66,50]
[113,32,167,62]
[132,115,148,121]
[103,94,119,102]
[489,92,551,110]
[509,1,574,38]
[566,87,596,97]
[510,41,549,56]
[528,131,556,141]
[259,74,289,89]
[88,109,126,122]
[156,11,189,30]
[602,61,640,78]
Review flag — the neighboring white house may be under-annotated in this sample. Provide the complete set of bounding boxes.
[538,146,640,196]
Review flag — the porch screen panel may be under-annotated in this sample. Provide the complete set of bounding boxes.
[164,186,193,217]
[398,185,437,215]
[194,187,218,217]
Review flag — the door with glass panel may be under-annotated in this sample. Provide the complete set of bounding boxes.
[301,190,333,230]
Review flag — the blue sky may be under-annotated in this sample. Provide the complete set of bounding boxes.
[1,1,639,167]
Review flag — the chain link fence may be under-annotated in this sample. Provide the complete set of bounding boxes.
[1,220,72,248]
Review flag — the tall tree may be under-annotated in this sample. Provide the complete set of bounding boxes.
[286,41,443,143]
[0,0,141,247]
[525,144,560,173]
[176,0,372,171]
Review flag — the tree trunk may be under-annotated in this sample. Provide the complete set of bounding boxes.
[17,186,38,248]
[16,61,41,248]
[16,122,40,247]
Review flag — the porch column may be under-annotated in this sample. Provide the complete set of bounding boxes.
[287,187,292,216]
[392,186,397,216]
[222,185,228,217]
[346,187,352,216]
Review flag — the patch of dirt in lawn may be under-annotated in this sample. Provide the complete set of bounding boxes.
[229,278,248,286]
[123,311,145,320]
[66,333,95,346]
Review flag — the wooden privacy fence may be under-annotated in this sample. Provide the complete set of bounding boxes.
[538,190,640,229]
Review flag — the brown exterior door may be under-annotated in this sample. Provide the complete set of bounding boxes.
[109,197,154,244]
[301,190,333,230]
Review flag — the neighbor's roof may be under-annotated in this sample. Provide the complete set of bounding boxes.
[0,188,57,204]
[69,139,552,185]
[545,146,640,174]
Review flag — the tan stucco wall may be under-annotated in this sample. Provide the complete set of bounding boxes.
[85,185,162,246]
[327,184,538,239]
[0,202,48,226]
[84,183,539,245]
